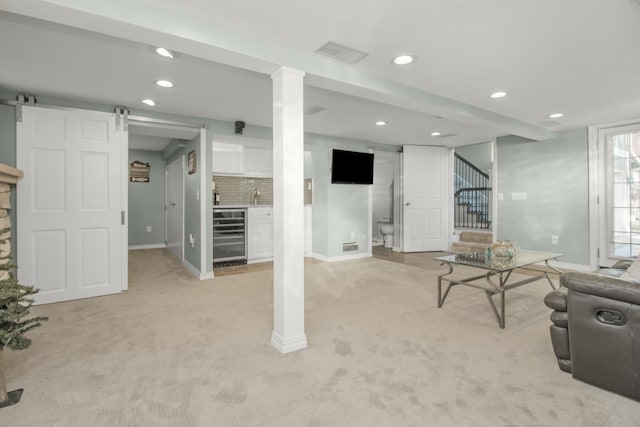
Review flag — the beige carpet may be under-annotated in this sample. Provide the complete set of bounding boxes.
[2,249,640,426]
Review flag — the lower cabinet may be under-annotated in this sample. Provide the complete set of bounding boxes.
[248,206,312,262]
[248,207,273,261]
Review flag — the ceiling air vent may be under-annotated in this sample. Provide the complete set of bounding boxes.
[316,41,369,64]
[305,105,327,116]
[436,133,457,139]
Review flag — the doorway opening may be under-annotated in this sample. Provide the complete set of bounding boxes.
[127,120,200,266]
[372,150,401,251]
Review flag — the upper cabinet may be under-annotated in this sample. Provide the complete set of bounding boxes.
[212,142,243,175]
[212,136,272,177]
[243,146,272,177]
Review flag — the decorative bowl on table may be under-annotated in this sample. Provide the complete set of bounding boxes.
[491,240,516,259]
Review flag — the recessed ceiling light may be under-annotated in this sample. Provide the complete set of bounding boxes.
[142,99,156,106]
[375,121,387,126]
[155,47,174,58]
[393,54,415,65]
[549,113,564,119]
[156,80,174,88]
[431,131,441,136]
[490,91,507,99]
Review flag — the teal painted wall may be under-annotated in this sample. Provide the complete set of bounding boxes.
[128,149,166,247]
[496,129,589,265]
[0,104,17,264]
[164,134,203,270]
[306,134,373,258]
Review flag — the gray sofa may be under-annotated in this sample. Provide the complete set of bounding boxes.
[544,259,640,400]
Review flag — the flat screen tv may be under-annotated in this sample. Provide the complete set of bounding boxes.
[331,149,374,185]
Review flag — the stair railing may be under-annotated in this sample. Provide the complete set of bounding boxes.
[454,153,491,229]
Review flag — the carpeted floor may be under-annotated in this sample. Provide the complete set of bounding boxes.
[2,248,640,426]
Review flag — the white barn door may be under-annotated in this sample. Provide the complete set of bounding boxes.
[402,145,448,252]
[17,105,127,304]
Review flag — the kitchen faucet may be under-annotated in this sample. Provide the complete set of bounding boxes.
[253,188,260,205]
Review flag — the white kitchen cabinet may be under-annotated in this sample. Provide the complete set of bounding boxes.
[248,207,273,261]
[243,146,272,177]
[248,206,312,261]
[212,142,243,174]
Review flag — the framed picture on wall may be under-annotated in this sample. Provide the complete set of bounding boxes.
[188,149,197,174]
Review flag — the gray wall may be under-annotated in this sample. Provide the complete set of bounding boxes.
[128,149,166,247]
[496,129,590,265]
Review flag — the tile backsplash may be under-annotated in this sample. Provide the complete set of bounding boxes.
[213,176,312,205]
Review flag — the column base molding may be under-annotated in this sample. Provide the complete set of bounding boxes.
[271,331,307,354]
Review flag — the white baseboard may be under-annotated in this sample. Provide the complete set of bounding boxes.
[128,243,166,250]
[310,251,372,262]
[271,331,308,354]
[541,260,591,272]
[248,257,272,264]
[182,258,213,280]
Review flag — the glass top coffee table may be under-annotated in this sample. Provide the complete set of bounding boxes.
[434,250,563,328]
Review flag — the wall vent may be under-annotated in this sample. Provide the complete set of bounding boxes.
[342,242,359,252]
[316,41,369,64]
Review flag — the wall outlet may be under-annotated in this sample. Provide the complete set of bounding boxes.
[196,189,200,200]
[551,235,559,245]
[146,225,152,233]
[189,234,195,248]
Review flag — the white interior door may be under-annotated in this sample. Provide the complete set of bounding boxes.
[166,156,184,260]
[402,145,448,252]
[17,105,126,304]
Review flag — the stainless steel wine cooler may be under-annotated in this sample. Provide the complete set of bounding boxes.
[213,208,247,266]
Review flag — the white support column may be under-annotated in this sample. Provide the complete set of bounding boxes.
[270,66,308,354]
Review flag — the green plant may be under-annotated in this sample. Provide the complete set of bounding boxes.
[0,259,47,406]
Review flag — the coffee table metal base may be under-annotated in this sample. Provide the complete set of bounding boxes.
[437,261,559,328]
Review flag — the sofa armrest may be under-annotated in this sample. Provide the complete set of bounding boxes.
[544,288,568,311]
[561,271,640,305]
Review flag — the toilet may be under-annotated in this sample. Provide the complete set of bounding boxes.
[379,221,394,248]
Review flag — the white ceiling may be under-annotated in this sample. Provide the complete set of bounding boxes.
[1,0,640,150]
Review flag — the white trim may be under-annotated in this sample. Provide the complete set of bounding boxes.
[310,251,372,263]
[128,244,167,250]
[248,258,272,264]
[490,140,498,242]
[121,113,129,292]
[182,258,213,279]
[271,331,308,354]
[587,125,600,270]
[199,128,208,278]
[537,260,591,272]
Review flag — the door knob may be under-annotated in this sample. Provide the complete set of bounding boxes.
[405,202,411,206]
[168,202,176,206]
